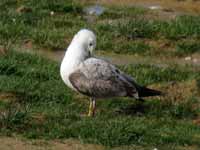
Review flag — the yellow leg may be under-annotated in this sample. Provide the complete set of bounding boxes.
[92,99,96,116]
[88,99,93,117]
[88,98,96,117]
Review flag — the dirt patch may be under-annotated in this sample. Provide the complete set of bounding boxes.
[0,137,198,150]
[193,118,200,126]
[177,145,200,150]
[0,137,105,150]
[92,0,200,21]
[0,92,17,103]
[99,0,200,14]
[150,80,199,103]
[0,47,6,55]
[16,6,32,14]
[18,43,200,68]
[23,40,33,50]
[30,113,46,125]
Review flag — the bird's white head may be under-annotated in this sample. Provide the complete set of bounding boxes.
[71,29,96,57]
[61,29,96,89]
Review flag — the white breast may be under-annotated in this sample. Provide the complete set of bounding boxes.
[60,57,80,91]
[60,39,88,91]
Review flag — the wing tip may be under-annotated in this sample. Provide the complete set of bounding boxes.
[138,86,163,97]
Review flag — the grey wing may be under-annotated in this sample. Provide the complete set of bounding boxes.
[69,58,139,98]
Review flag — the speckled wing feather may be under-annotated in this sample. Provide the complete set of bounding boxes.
[69,58,138,98]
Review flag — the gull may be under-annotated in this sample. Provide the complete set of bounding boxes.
[60,29,162,117]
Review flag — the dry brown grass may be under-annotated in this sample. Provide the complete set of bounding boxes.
[0,92,17,103]
[0,47,6,55]
[0,136,198,150]
[30,113,46,125]
[150,79,199,103]
[16,6,32,14]
[0,137,105,150]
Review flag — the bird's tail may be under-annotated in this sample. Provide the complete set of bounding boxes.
[137,86,163,97]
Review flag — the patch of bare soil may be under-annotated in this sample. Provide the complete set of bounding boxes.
[0,47,6,55]
[150,80,199,103]
[92,0,200,21]
[18,43,200,69]
[0,92,17,103]
[99,0,200,14]
[23,40,33,50]
[193,118,200,126]
[16,6,32,14]
[177,145,200,150]
[0,137,105,150]
[0,137,198,150]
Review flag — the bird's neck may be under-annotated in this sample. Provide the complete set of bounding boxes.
[64,43,88,65]
[61,44,89,75]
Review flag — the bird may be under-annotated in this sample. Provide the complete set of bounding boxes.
[60,29,162,117]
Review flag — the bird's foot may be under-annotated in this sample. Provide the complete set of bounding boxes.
[79,112,95,117]
[80,113,89,117]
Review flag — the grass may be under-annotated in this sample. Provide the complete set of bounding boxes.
[121,64,197,85]
[156,15,200,40]
[0,50,200,149]
[0,0,200,56]
[176,41,200,56]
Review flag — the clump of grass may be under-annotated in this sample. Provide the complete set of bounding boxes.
[100,6,146,19]
[0,102,30,133]
[120,64,197,85]
[116,19,156,39]
[97,18,156,40]
[22,0,83,14]
[114,41,150,54]
[157,15,200,40]
[100,9,125,20]
[146,98,198,119]
[96,28,151,54]
[176,41,200,56]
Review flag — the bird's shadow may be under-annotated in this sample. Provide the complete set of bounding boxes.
[115,101,151,116]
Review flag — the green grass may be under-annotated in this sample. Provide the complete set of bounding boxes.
[121,64,197,85]
[158,16,200,40]
[0,50,200,148]
[0,0,200,56]
[0,0,85,50]
[100,5,146,20]
[176,41,200,56]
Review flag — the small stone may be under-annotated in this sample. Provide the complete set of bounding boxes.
[193,58,198,63]
[50,11,55,16]
[185,56,191,61]
[84,5,105,16]
[149,5,162,10]
[12,18,16,23]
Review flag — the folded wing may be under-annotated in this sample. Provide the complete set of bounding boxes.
[69,58,138,98]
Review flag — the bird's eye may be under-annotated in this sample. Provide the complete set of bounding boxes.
[89,43,93,46]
